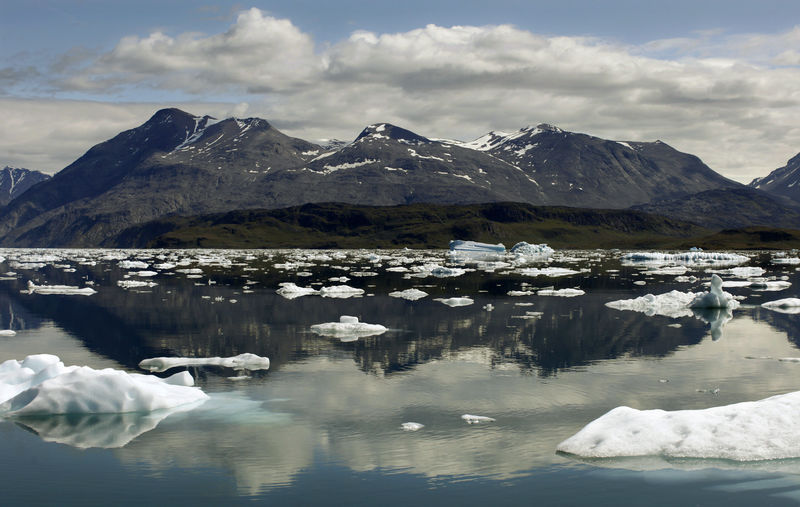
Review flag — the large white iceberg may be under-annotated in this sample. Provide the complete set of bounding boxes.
[0,354,207,416]
[557,390,800,461]
[688,274,739,309]
[25,281,97,296]
[449,240,506,261]
[621,251,749,267]
[761,298,800,315]
[510,242,554,262]
[310,315,387,341]
[138,353,270,373]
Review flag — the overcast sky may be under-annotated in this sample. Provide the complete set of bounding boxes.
[3,1,800,183]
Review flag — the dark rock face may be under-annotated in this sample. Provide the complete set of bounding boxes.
[0,167,50,206]
[631,187,800,229]
[750,153,800,205]
[0,109,768,247]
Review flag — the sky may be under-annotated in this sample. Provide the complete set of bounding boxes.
[3,1,800,183]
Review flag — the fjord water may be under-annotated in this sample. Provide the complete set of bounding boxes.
[1,249,800,505]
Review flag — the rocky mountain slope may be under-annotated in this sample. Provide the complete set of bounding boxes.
[0,166,50,206]
[0,108,770,247]
[750,152,800,204]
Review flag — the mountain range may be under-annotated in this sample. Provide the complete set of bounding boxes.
[1,108,799,247]
[0,166,50,206]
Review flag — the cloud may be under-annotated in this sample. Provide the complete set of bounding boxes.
[9,11,800,182]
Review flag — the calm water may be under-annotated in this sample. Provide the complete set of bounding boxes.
[0,248,799,505]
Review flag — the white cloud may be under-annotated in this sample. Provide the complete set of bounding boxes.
[7,11,800,182]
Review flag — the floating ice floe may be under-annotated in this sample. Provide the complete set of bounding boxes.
[462,414,496,424]
[401,422,425,431]
[276,282,319,299]
[118,260,149,269]
[689,275,740,309]
[118,280,157,289]
[0,329,16,336]
[537,288,585,297]
[319,285,365,298]
[388,288,429,301]
[621,251,749,267]
[449,240,506,261]
[518,267,580,277]
[712,266,766,278]
[138,353,271,373]
[749,280,792,291]
[772,257,800,265]
[556,389,800,461]
[435,297,474,307]
[0,354,207,417]
[310,315,387,341]
[510,242,554,261]
[25,281,96,296]
[606,291,696,318]
[761,298,800,315]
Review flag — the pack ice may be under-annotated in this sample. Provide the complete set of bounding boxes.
[0,354,207,416]
[557,390,800,461]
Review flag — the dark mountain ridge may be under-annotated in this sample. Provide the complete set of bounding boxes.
[0,107,787,247]
[0,166,50,206]
[750,152,800,205]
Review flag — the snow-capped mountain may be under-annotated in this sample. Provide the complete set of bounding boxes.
[0,167,50,206]
[0,108,769,247]
[749,152,800,204]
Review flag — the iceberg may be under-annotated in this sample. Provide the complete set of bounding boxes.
[761,298,800,315]
[461,414,496,424]
[319,285,365,298]
[276,282,319,299]
[138,353,271,373]
[0,354,207,416]
[25,281,97,296]
[388,288,429,301]
[310,315,387,341]
[621,251,749,267]
[510,242,554,261]
[449,240,506,261]
[557,390,800,461]
[689,275,739,309]
[537,288,585,297]
[435,297,474,307]
[0,329,16,336]
[401,422,425,431]
[519,267,579,277]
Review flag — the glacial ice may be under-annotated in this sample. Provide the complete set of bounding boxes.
[310,315,387,340]
[276,282,319,299]
[510,242,554,260]
[388,288,429,300]
[689,275,739,309]
[319,285,365,298]
[449,240,506,262]
[25,281,97,296]
[606,291,696,318]
[556,390,800,461]
[518,267,579,277]
[537,288,585,297]
[435,297,474,307]
[761,298,800,314]
[0,354,207,416]
[621,251,749,267]
[0,329,16,336]
[401,422,425,431]
[462,414,496,424]
[139,353,271,373]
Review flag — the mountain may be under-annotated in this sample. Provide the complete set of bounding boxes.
[630,187,800,229]
[0,108,762,247]
[749,152,800,204]
[0,167,50,206]
[457,124,742,208]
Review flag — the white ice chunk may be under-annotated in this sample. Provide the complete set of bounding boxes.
[461,414,496,424]
[689,274,739,309]
[388,288,429,300]
[510,242,554,260]
[772,257,800,265]
[606,291,696,318]
[435,297,474,307]
[25,281,96,296]
[519,267,579,277]
[276,282,319,299]
[557,390,800,461]
[537,288,585,297]
[0,355,207,416]
[761,298,800,314]
[118,280,157,288]
[0,330,16,336]
[621,251,749,267]
[401,422,425,431]
[449,240,506,254]
[139,353,270,373]
[310,316,387,340]
[319,285,365,298]
[118,260,149,269]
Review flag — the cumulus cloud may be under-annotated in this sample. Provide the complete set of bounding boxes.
[8,10,800,182]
